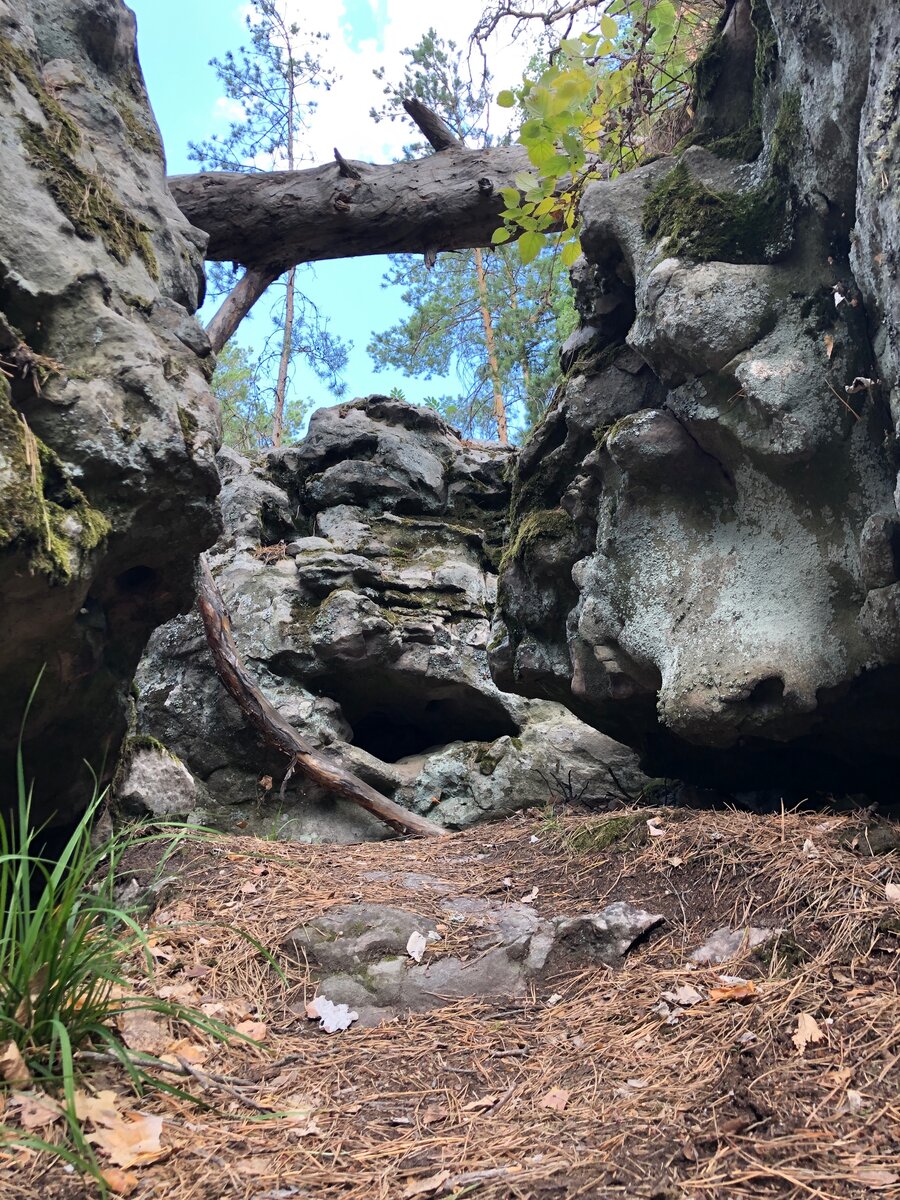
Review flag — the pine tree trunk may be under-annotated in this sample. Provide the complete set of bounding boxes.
[472,248,508,445]
[272,267,296,448]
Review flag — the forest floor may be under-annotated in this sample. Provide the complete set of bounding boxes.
[2,805,899,1200]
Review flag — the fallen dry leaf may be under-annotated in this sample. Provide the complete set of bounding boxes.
[233,1020,268,1043]
[86,1111,165,1169]
[100,1167,139,1196]
[402,1168,451,1197]
[9,1091,63,1130]
[663,984,704,1007]
[117,1006,169,1055]
[74,1089,122,1127]
[885,881,900,904]
[0,1041,31,1087]
[824,333,835,358]
[462,1093,499,1111]
[521,886,539,903]
[539,1086,570,1112]
[709,981,757,1003]
[855,1168,899,1189]
[235,1156,272,1176]
[792,1012,825,1053]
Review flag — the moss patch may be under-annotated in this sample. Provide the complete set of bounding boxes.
[0,379,110,582]
[0,35,158,277]
[642,160,790,263]
[113,89,162,158]
[499,508,574,572]
[565,814,648,854]
[177,405,199,447]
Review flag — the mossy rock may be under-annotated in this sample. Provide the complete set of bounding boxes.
[0,380,110,582]
[566,813,648,854]
[642,161,790,264]
[500,508,575,572]
[0,35,158,277]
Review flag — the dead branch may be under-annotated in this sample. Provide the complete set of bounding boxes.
[195,555,446,839]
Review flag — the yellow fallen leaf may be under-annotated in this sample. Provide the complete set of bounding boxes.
[0,1041,31,1087]
[792,1012,825,1053]
[824,333,835,359]
[100,1167,140,1195]
[709,981,756,1003]
[539,1086,570,1112]
[86,1111,165,1169]
[402,1169,451,1197]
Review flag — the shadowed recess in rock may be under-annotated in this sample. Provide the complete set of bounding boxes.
[322,675,521,763]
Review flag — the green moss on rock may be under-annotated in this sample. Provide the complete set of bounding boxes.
[0,379,110,583]
[500,508,575,571]
[177,405,199,447]
[0,35,158,277]
[113,89,163,157]
[642,161,789,263]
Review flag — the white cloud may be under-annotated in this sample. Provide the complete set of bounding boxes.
[213,96,247,122]
[276,0,538,165]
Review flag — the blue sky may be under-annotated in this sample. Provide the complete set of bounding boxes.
[128,0,527,420]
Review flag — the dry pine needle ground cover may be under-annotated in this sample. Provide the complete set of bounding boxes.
[1,805,898,1200]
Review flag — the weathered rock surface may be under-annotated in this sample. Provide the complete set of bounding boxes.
[129,398,648,839]
[491,0,900,795]
[286,896,663,1024]
[0,0,220,821]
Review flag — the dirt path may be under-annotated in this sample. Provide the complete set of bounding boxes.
[3,807,899,1199]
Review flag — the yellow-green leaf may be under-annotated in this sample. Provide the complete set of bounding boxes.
[491,226,512,244]
[497,89,516,108]
[518,230,546,265]
[600,14,618,39]
[561,238,582,267]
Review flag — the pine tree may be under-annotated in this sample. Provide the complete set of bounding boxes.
[190,0,347,446]
[368,30,575,442]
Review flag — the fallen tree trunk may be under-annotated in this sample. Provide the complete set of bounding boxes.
[169,144,532,269]
[196,555,446,839]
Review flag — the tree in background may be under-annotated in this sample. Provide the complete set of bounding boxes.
[190,0,347,446]
[368,31,576,443]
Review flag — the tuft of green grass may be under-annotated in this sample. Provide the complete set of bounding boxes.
[0,676,264,1188]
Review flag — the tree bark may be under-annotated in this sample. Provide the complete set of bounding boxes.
[473,247,508,444]
[169,144,537,270]
[206,265,281,354]
[272,267,295,447]
[196,556,446,839]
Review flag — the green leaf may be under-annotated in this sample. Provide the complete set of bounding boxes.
[518,230,546,265]
[491,226,512,244]
[497,89,516,108]
[514,171,538,191]
[650,0,676,29]
[519,118,545,144]
[600,14,618,39]
[500,188,520,208]
[561,238,582,267]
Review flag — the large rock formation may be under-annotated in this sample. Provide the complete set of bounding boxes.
[128,398,647,840]
[0,0,220,820]
[490,0,900,796]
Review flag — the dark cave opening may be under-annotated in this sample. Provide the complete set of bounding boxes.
[322,674,520,763]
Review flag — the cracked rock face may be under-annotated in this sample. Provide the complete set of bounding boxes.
[0,0,220,822]
[491,0,900,795]
[129,398,648,839]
